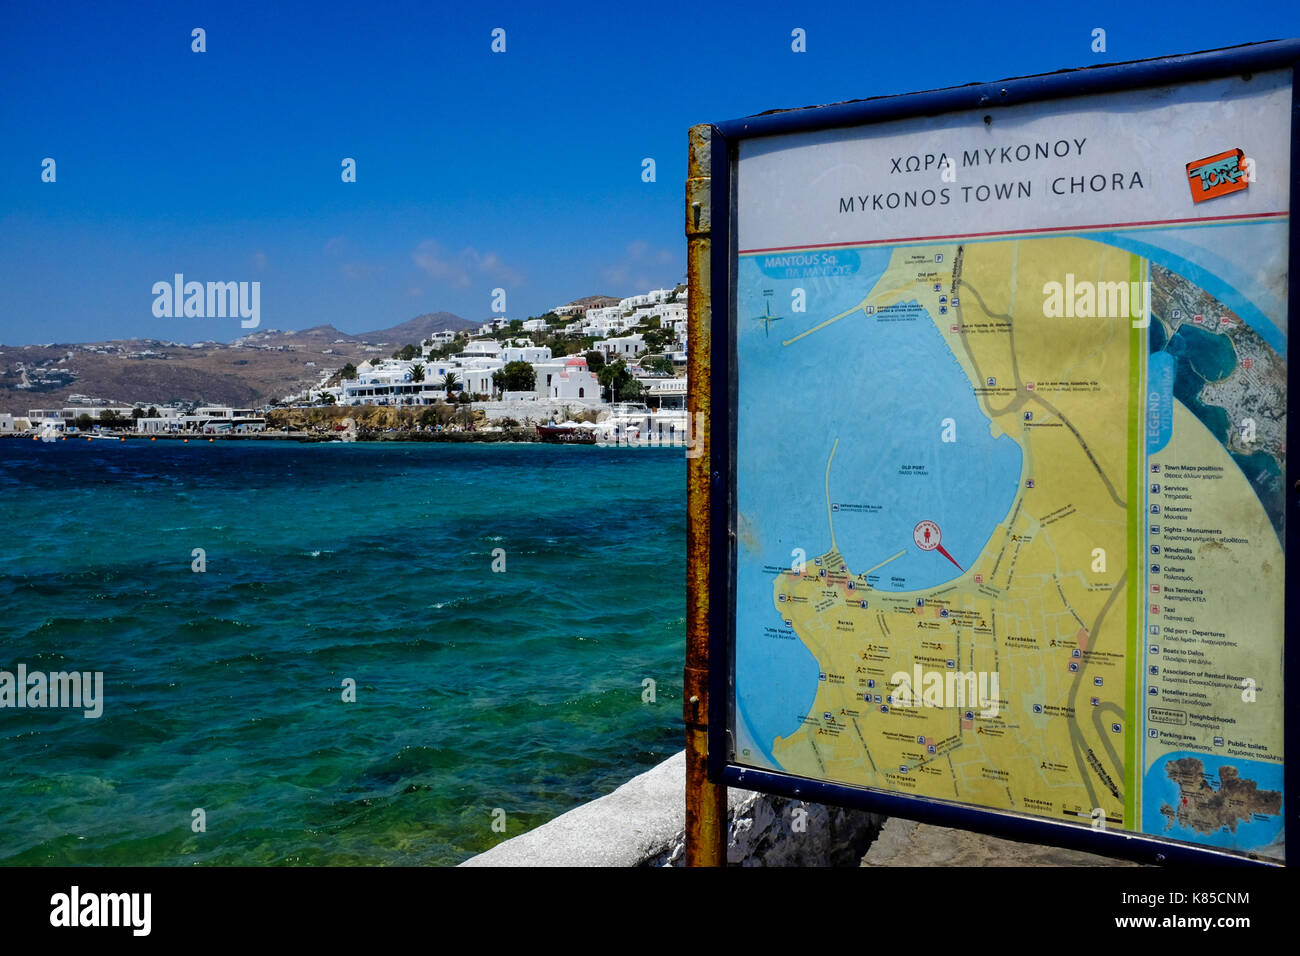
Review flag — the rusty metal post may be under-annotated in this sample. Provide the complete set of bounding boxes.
[685,124,727,866]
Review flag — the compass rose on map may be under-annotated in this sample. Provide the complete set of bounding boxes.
[913,519,963,571]
[752,299,783,337]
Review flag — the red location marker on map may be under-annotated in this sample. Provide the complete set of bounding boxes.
[913,520,963,571]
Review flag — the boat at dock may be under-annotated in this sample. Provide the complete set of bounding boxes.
[537,422,597,445]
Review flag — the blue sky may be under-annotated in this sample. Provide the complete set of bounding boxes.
[1,0,1297,344]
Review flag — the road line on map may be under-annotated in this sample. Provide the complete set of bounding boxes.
[782,297,878,346]
[825,437,839,549]
[861,549,907,577]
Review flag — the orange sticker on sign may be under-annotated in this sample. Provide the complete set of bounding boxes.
[1186,148,1248,203]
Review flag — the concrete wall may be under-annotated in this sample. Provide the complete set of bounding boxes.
[460,750,882,867]
[475,400,599,423]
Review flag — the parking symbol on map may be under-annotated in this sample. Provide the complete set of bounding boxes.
[1149,729,1159,739]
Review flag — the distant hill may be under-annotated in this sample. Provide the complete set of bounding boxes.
[0,310,476,415]
[356,311,476,344]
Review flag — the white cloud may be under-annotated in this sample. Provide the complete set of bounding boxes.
[601,241,680,293]
[341,262,383,280]
[412,240,523,288]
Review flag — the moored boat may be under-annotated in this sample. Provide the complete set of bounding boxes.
[537,422,597,445]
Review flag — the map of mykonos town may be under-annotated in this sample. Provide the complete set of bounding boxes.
[729,70,1288,860]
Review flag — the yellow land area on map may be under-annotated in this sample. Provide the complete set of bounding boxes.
[771,237,1138,827]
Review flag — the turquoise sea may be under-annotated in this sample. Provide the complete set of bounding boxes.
[0,440,685,865]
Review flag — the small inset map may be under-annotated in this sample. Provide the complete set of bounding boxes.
[1149,754,1283,857]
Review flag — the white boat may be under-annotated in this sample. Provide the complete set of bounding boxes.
[37,423,61,442]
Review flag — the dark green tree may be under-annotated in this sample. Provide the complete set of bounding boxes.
[493,360,536,393]
[641,354,675,375]
[598,360,644,403]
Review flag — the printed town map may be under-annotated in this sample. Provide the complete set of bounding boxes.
[730,71,1289,859]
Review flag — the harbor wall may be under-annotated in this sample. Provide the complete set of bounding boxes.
[460,749,882,867]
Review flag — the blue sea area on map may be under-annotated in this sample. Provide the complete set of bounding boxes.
[1142,752,1284,854]
[734,249,1023,765]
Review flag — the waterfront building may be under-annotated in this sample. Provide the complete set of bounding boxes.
[637,376,688,409]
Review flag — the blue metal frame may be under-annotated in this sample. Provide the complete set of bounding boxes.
[706,40,1300,867]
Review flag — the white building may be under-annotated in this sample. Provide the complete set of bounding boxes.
[618,289,674,309]
[638,376,688,409]
[598,334,646,359]
[544,356,600,402]
[500,341,551,364]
